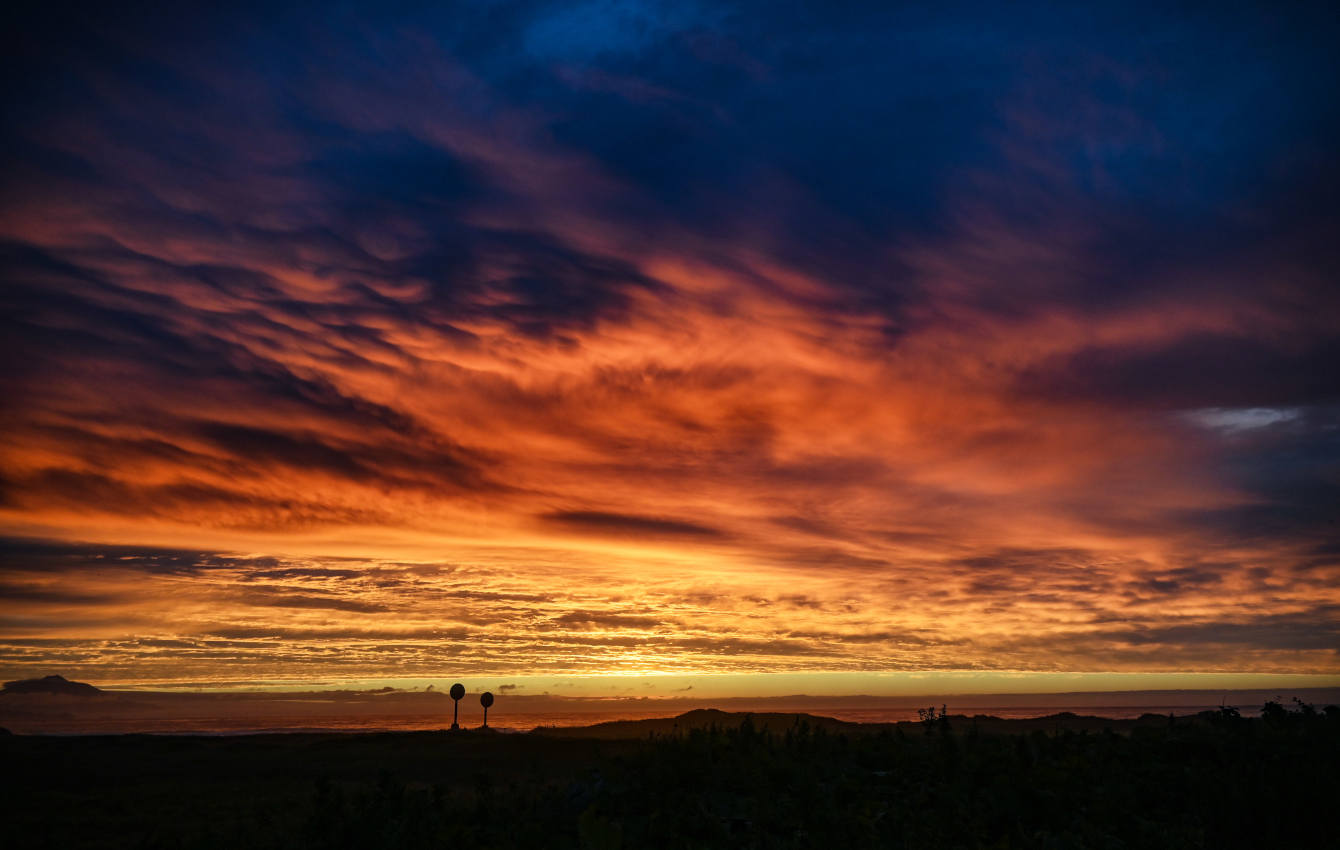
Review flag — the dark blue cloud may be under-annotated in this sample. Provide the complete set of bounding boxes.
[5,4,1336,402]
[8,1,1337,294]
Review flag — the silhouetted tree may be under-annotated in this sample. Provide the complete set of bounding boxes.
[1261,699,1288,727]
[916,705,951,734]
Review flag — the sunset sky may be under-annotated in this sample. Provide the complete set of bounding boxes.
[1,1,1337,695]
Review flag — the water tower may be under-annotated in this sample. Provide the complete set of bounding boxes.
[449,682,465,730]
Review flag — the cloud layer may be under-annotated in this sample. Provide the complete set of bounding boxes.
[1,1,1337,686]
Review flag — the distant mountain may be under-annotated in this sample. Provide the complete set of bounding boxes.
[1,675,103,696]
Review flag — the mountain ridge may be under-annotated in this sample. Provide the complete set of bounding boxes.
[2,675,104,696]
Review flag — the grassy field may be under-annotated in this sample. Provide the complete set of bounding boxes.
[3,703,1336,848]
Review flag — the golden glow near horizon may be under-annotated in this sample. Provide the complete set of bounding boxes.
[1,16,1337,695]
[93,672,1340,700]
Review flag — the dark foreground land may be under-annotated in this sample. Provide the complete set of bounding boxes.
[2,704,1336,849]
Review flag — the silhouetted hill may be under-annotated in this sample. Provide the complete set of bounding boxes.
[532,708,1189,739]
[533,708,865,739]
[1,675,102,696]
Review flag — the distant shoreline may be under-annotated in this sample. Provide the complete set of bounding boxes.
[5,703,1335,738]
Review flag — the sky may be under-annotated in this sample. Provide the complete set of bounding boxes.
[1,1,1337,695]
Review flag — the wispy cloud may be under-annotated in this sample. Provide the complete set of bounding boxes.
[1,1,1336,686]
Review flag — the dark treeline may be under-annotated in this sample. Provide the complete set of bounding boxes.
[3,701,1336,848]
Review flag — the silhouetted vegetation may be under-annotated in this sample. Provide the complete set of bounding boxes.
[916,703,951,734]
[2,702,1336,848]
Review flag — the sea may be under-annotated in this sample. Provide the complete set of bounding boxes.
[0,701,1288,736]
